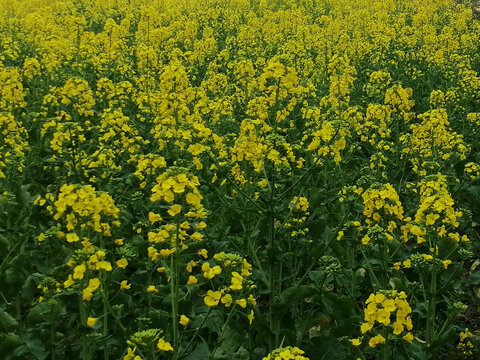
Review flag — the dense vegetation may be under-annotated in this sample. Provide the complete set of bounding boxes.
[1,0,480,359]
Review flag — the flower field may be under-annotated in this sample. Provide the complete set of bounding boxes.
[2,0,480,358]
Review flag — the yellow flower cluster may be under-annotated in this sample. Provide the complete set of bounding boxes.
[151,172,202,207]
[464,162,480,180]
[361,291,413,347]
[262,346,309,360]
[457,328,474,356]
[362,184,404,222]
[0,66,26,111]
[0,113,29,178]
[400,109,469,175]
[399,174,468,244]
[200,253,254,315]
[148,170,207,262]
[4,0,480,357]
[35,184,120,237]
[384,85,415,121]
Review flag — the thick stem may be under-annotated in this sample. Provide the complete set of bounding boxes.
[78,295,89,360]
[426,249,437,346]
[211,305,236,357]
[360,247,381,291]
[268,170,278,351]
[100,238,109,360]
[383,328,391,360]
[179,308,213,358]
[50,316,56,360]
[170,224,180,360]
[102,276,109,360]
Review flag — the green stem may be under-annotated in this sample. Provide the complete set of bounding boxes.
[50,315,56,360]
[206,151,265,212]
[360,246,381,291]
[78,295,89,360]
[100,290,127,334]
[426,248,437,346]
[268,167,278,351]
[179,308,213,358]
[247,235,269,289]
[211,305,237,357]
[102,276,109,360]
[378,240,388,288]
[100,237,109,360]
[383,328,391,360]
[171,223,180,360]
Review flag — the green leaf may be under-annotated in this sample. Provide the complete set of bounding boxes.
[304,336,345,360]
[0,332,22,355]
[212,324,249,359]
[308,270,325,287]
[21,273,43,302]
[280,285,316,305]
[186,339,210,360]
[470,271,480,285]
[0,308,19,332]
[0,234,10,253]
[12,334,48,360]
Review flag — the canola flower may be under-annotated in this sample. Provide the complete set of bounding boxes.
[262,346,310,360]
[360,291,414,347]
[2,0,480,359]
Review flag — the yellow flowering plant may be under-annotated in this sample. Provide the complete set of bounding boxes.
[2,0,480,360]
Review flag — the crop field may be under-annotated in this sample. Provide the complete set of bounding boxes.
[1,0,480,359]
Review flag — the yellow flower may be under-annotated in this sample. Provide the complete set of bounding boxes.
[368,334,386,348]
[187,275,198,285]
[361,322,373,334]
[147,285,158,293]
[73,263,86,280]
[37,233,46,242]
[83,278,101,301]
[63,275,74,288]
[361,235,370,245]
[148,212,162,223]
[393,321,404,335]
[66,233,80,242]
[87,317,98,327]
[196,222,207,229]
[403,332,414,343]
[157,338,173,351]
[116,258,128,269]
[230,272,243,290]
[179,315,190,326]
[221,294,233,307]
[167,204,182,216]
[236,299,247,308]
[96,261,112,271]
[350,338,361,346]
[198,249,208,258]
[202,263,222,279]
[123,347,140,360]
[204,290,221,307]
[248,310,254,325]
[186,192,202,208]
[442,259,452,269]
[160,248,176,257]
[120,280,131,290]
